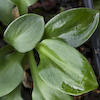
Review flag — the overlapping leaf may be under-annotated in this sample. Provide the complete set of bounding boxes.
[0,45,14,57]
[9,0,37,15]
[4,14,44,53]
[27,51,74,100]
[44,8,99,47]
[36,39,98,95]
[0,0,14,25]
[0,85,23,100]
[32,75,74,100]
[0,51,24,97]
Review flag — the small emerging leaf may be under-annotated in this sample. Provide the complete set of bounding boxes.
[0,85,23,100]
[36,39,98,95]
[9,0,37,15]
[0,51,24,97]
[44,8,99,47]
[4,14,44,53]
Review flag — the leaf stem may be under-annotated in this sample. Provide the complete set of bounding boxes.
[27,50,39,84]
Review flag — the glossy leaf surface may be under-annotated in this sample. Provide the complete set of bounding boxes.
[27,51,73,100]
[4,14,44,53]
[0,85,23,100]
[0,0,14,25]
[32,75,74,100]
[0,51,24,97]
[44,8,99,47]
[9,0,37,15]
[36,39,98,95]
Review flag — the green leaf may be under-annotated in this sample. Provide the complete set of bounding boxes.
[9,0,38,15]
[0,51,24,97]
[4,14,44,53]
[27,50,74,100]
[32,76,74,100]
[36,39,98,96]
[0,85,23,100]
[0,45,14,57]
[44,8,99,47]
[0,0,14,25]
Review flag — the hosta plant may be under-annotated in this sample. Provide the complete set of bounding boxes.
[0,0,99,100]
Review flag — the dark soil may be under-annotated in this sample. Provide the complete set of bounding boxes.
[28,0,84,23]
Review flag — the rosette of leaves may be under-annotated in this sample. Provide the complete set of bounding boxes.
[0,8,99,100]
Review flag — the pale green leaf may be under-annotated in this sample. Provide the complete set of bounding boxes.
[36,39,98,96]
[0,51,24,97]
[0,0,14,25]
[0,85,23,100]
[4,14,44,53]
[27,50,74,100]
[32,76,74,100]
